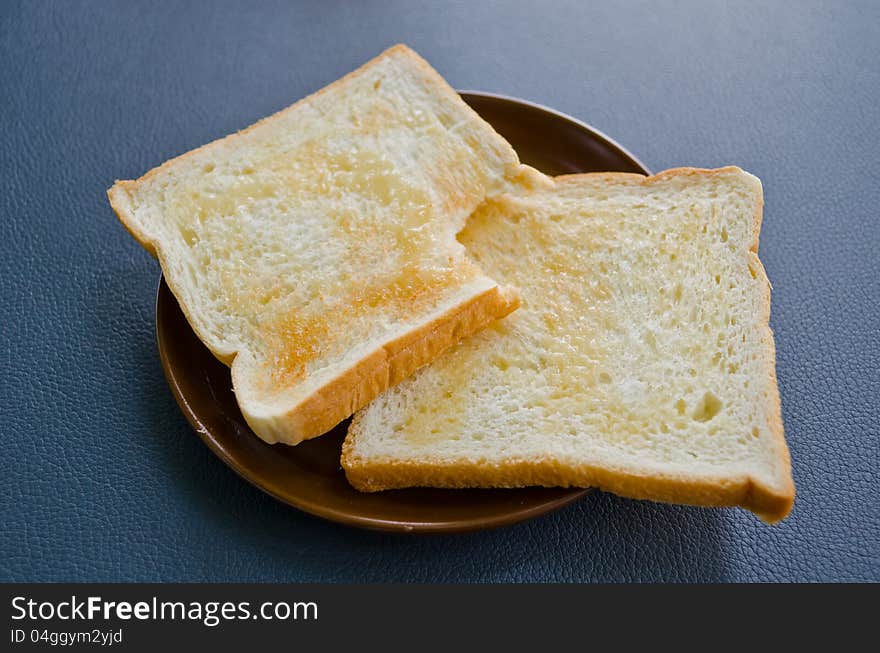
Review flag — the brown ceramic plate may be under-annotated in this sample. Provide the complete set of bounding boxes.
[156,91,650,533]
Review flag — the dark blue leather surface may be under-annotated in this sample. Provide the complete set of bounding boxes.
[2,1,878,582]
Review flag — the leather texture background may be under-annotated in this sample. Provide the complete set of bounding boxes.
[1,1,877,582]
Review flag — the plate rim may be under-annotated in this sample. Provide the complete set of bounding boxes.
[155,90,651,534]
[459,90,651,175]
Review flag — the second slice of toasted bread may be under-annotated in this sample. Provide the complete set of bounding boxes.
[344,167,794,522]
[108,45,523,445]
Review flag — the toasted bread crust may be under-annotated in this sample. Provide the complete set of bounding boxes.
[344,167,794,523]
[238,284,519,443]
[342,453,792,523]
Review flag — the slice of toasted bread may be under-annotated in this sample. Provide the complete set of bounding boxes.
[343,167,795,522]
[108,45,523,445]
